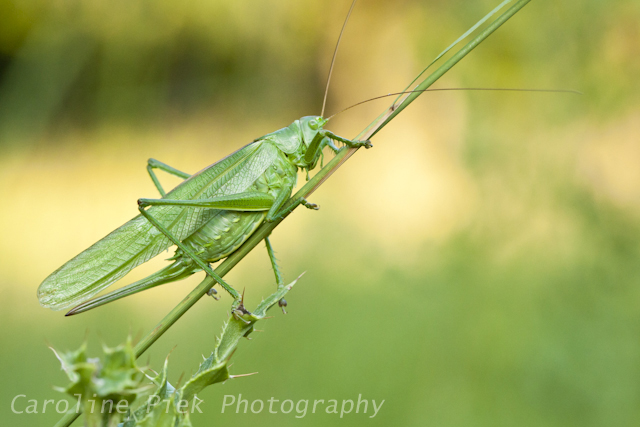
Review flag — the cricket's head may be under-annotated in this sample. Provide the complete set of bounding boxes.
[272,116,329,172]
[269,116,329,171]
[298,115,329,171]
[299,115,328,145]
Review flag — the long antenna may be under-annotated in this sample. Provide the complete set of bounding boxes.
[321,0,357,118]
[327,87,582,119]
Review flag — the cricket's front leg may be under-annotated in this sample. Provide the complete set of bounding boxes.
[322,130,373,149]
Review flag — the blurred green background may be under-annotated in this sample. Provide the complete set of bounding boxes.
[2,0,640,425]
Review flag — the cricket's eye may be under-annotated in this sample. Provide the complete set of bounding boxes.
[309,119,319,130]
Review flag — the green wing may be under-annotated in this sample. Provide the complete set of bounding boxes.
[38,140,278,310]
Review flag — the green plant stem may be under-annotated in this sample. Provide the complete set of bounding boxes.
[54,1,531,425]
[371,0,531,137]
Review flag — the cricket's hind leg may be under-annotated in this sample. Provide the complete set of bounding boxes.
[137,192,276,309]
[138,205,241,305]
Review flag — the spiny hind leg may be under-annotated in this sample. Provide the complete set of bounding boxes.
[137,203,242,307]
[265,236,288,313]
[137,191,276,310]
[138,192,275,211]
[147,158,191,196]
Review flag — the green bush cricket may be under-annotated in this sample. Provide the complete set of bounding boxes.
[38,114,373,314]
[37,2,371,316]
[37,0,546,318]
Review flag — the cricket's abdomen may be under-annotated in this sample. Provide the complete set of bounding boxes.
[176,146,298,265]
[182,210,266,262]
